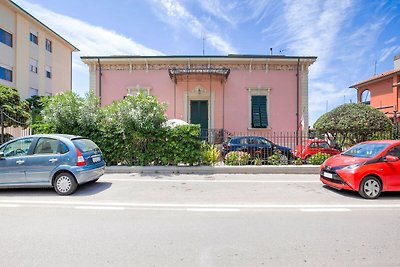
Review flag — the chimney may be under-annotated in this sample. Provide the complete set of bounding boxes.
[395,54,400,70]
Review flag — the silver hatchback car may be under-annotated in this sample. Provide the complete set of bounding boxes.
[0,134,106,195]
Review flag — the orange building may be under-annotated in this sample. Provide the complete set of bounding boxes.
[350,54,400,121]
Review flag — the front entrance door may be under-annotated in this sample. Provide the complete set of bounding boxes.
[190,100,208,130]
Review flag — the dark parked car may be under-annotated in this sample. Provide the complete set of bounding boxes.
[222,136,293,164]
[0,134,105,195]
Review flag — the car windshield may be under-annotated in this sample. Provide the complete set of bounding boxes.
[342,143,390,158]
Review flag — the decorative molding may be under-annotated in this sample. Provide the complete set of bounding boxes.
[95,63,301,72]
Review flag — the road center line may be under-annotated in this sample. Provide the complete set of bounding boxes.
[74,206,125,210]
[187,208,241,212]
[300,208,351,212]
[1,200,400,210]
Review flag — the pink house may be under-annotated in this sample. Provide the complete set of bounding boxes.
[81,55,316,134]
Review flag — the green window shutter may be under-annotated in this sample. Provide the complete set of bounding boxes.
[251,96,268,128]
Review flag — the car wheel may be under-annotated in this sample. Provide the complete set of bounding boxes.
[359,176,382,199]
[54,172,78,195]
[279,154,289,165]
[305,156,311,164]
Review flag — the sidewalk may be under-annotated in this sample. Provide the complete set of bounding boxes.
[105,165,320,175]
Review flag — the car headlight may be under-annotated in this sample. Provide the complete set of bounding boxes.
[322,159,328,168]
[341,163,361,171]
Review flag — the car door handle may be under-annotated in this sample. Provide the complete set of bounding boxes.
[16,160,25,165]
[49,158,58,163]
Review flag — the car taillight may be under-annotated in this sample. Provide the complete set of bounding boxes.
[223,143,230,149]
[76,148,86,166]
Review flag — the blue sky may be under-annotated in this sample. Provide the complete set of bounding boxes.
[14,0,400,125]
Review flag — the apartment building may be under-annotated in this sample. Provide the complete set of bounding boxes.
[0,0,78,100]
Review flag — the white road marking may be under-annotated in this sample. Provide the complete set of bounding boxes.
[74,206,125,211]
[0,204,21,208]
[300,208,351,212]
[103,178,320,183]
[1,200,400,210]
[187,208,240,212]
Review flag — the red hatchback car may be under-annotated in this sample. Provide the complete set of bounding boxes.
[294,140,340,163]
[320,140,400,199]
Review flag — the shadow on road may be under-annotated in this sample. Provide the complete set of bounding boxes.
[0,182,112,197]
[322,185,400,200]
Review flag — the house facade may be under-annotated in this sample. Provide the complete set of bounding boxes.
[350,54,400,121]
[81,55,316,133]
[0,0,78,100]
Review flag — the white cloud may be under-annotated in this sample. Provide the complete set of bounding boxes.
[14,0,163,95]
[379,45,400,62]
[153,0,236,54]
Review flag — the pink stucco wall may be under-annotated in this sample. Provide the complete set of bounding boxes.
[97,68,304,133]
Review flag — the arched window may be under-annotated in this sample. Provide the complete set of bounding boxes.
[360,89,370,105]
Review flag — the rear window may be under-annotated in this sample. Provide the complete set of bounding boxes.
[72,138,99,153]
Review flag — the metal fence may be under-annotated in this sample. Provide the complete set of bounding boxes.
[200,129,310,150]
[0,107,31,145]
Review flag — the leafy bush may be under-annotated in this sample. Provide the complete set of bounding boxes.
[267,149,289,165]
[0,84,30,126]
[294,157,303,165]
[308,152,331,165]
[38,91,202,166]
[201,142,220,166]
[253,156,263,165]
[314,103,393,147]
[224,151,250,165]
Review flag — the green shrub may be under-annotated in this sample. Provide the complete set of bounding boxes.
[201,142,220,166]
[309,152,331,165]
[224,151,250,165]
[267,149,289,165]
[294,157,303,165]
[253,156,263,165]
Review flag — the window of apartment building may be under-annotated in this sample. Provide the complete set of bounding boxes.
[45,38,52,52]
[0,28,12,47]
[29,88,39,97]
[30,31,38,45]
[251,95,268,128]
[45,65,52,78]
[29,58,38,73]
[0,66,13,82]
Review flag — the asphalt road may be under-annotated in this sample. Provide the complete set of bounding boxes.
[1,173,400,267]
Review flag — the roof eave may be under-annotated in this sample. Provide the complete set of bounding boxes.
[8,0,79,52]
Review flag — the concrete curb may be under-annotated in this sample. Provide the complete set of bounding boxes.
[105,165,320,175]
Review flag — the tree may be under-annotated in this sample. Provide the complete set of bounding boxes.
[0,84,30,126]
[314,103,393,147]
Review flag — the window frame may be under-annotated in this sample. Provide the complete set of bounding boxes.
[45,65,52,79]
[0,28,13,47]
[0,66,13,82]
[45,38,52,52]
[247,87,271,129]
[30,58,38,74]
[30,32,38,45]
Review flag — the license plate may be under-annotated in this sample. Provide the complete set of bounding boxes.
[92,156,101,163]
[323,172,333,179]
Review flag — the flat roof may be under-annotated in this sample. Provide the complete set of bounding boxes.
[8,0,79,51]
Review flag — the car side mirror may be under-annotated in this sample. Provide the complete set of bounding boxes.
[384,155,399,162]
[0,152,4,159]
